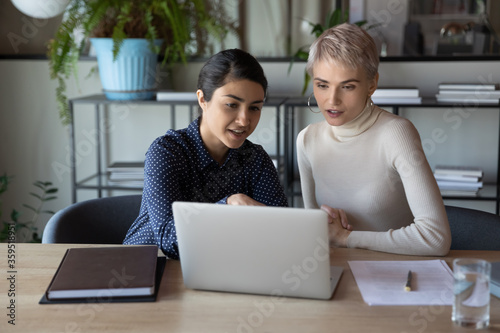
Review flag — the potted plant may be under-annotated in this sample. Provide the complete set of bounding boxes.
[48,0,233,125]
[0,174,58,243]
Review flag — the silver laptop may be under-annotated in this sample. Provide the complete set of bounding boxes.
[172,202,343,300]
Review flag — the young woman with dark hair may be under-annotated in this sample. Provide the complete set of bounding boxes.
[124,49,288,259]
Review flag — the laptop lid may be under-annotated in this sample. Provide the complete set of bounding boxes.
[172,201,342,300]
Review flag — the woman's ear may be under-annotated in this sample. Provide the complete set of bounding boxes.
[196,89,206,112]
[368,73,379,96]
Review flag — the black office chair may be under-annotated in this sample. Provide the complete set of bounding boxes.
[445,205,500,251]
[42,195,142,244]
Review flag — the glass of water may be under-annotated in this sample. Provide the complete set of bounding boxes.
[452,258,491,329]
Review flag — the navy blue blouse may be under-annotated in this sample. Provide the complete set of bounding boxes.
[123,118,288,259]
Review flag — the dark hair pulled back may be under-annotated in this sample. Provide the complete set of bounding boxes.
[197,49,268,102]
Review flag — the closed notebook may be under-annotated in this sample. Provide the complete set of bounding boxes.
[45,246,158,300]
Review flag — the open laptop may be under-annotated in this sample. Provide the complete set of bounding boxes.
[172,201,343,300]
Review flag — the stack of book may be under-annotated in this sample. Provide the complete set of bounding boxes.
[107,162,144,188]
[434,165,483,197]
[435,82,500,104]
[156,90,197,102]
[371,87,422,104]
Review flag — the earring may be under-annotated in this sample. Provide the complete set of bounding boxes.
[368,95,374,107]
[307,93,321,113]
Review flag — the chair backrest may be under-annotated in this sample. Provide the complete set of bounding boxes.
[445,205,500,251]
[42,195,142,244]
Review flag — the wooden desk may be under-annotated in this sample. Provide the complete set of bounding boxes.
[1,244,499,332]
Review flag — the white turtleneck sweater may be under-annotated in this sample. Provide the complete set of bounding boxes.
[297,102,451,256]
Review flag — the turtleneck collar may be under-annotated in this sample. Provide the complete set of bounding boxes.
[330,98,382,142]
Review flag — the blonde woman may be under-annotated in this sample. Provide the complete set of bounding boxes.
[297,23,451,256]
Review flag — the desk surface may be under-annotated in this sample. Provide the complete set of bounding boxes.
[1,244,499,333]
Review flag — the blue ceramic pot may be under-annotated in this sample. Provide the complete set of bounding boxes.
[90,38,163,100]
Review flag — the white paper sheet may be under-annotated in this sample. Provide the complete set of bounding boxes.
[348,260,454,306]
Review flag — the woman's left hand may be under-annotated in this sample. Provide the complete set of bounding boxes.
[227,193,265,206]
[320,204,352,248]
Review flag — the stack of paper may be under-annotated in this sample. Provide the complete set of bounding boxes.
[372,87,422,104]
[107,161,144,188]
[436,82,500,104]
[434,165,483,197]
[348,260,454,306]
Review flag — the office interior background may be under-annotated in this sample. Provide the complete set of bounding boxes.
[1,0,500,241]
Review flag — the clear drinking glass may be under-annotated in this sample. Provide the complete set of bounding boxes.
[452,258,491,329]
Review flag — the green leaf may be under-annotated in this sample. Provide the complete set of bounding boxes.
[0,222,12,242]
[302,71,311,95]
[31,232,42,243]
[144,10,161,54]
[85,65,99,79]
[288,47,309,74]
[309,22,323,36]
[29,192,42,200]
[327,8,340,28]
[22,204,38,213]
[0,174,13,195]
[15,223,28,232]
[287,57,295,75]
[10,209,20,222]
[291,47,309,61]
[112,3,132,60]
[42,210,56,215]
[46,188,59,194]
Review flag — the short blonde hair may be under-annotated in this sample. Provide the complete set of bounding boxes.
[306,23,379,80]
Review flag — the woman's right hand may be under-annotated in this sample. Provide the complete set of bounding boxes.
[320,204,352,248]
[227,193,265,206]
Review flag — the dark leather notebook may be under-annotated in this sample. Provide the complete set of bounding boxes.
[39,246,166,304]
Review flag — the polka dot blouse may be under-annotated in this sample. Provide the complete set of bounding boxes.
[123,118,288,259]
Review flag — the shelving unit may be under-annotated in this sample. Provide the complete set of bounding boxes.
[69,94,500,212]
[68,94,198,202]
[282,96,500,213]
[68,94,288,203]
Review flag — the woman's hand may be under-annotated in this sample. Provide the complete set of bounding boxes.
[320,204,352,248]
[227,194,265,206]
